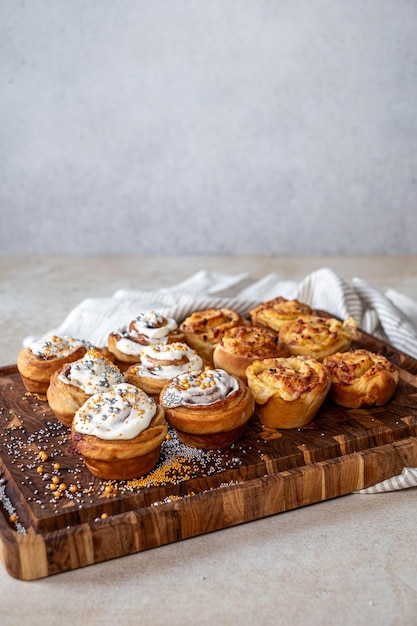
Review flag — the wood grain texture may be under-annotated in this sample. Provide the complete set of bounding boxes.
[0,327,417,580]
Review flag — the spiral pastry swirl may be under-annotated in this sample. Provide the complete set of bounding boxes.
[108,310,184,370]
[279,315,357,361]
[246,356,331,429]
[71,383,167,480]
[47,349,125,427]
[161,368,239,407]
[160,368,254,449]
[249,297,313,332]
[323,348,399,408]
[213,325,289,382]
[125,342,204,399]
[179,307,248,362]
[17,334,90,394]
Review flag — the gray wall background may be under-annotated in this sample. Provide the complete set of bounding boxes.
[1,1,416,256]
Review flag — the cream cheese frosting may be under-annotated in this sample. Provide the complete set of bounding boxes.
[29,334,89,359]
[161,368,239,408]
[114,337,149,357]
[114,311,179,355]
[131,342,203,380]
[132,311,178,338]
[73,383,157,440]
[58,349,125,395]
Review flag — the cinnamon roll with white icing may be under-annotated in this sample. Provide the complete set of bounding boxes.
[246,356,331,429]
[71,382,167,480]
[47,348,125,427]
[108,310,185,371]
[17,334,90,394]
[125,342,205,400]
[159,367,254,449]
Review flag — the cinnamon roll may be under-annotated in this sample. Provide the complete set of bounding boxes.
[47,348,125,427]
[125,342,204,400]
[160,368,255,449]
[108,310,184,371]
[17,334,90,394]
[71,383,168,480]
[279,315,357,361]
[249,297,313,332]
[179,308,248,362]
[323,349,399,408]
[246,356,331,429]
[212,325,289,383]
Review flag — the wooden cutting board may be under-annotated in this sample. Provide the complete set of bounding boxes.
[1,326,417,580]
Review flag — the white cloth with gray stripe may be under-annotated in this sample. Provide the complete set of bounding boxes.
[25,267,417,494]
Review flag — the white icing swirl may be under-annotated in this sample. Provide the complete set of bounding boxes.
[73,383,156,440]
[29,334,88,359]
[59,349,125,395]
[115,337,150,357]
[114,311,178,356]
[161,368,239,408]
[130,311,178,339]
[133,342,203,380]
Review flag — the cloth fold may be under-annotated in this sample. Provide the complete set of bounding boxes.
[34,267,417,358]
[24,267,417,494]
[355,468,417,494]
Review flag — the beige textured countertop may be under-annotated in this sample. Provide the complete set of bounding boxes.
[1,256,417,626]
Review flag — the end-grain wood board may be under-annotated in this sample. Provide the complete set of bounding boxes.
[1,327,417,580]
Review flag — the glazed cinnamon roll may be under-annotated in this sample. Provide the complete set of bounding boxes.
[125,342,204,400]
[159,368,255,449]
[249,297,313,332]
[179,308,248,362]
[71,383,167,480]
[47,348,125,427]
[17,334,90,394]
[323,349,399,408]
[108,310,184,371]
[279,315,357,361]
[246,356,331,429]
[212,325,289,382]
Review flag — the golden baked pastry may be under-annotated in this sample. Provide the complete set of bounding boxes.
[212,325,289,382]
[249,297,313,332]
[179,307,248,362]
[47,348,125,427]
[71,382,168,480]
[159,367,255,449]
[279,315,357,361]
[108,310,184,371]
[323,348,399,408]
[246,356,331,429]
[125,341,205,400]
[17,334,90,394]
